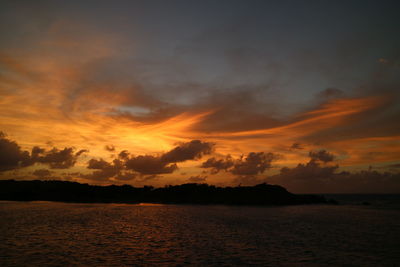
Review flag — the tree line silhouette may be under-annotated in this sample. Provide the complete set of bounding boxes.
[0,180,332,205]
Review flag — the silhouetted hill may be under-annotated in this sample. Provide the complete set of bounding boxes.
[0,180,328,205]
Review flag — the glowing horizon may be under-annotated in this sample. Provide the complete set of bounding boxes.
[0,0,399,193]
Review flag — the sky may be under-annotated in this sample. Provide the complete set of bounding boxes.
[0,0,400,193]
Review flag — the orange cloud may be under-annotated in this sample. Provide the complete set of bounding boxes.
[0,36,399,188]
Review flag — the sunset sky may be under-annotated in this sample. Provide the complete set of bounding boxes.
[1,0,399,193]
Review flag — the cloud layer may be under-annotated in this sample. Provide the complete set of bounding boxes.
[82,140,213,181]
[0,1,399,192]
[201,152,276,176]
[0,132,87,172]
[1,132,399,193]
[267,151,400,193]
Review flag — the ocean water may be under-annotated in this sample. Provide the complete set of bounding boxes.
[0,196,399,266]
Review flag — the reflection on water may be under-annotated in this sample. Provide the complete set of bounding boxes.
[137,203,166,206]
[0,201,399,266]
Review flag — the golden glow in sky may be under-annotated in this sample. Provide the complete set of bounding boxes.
[0,1,399,193]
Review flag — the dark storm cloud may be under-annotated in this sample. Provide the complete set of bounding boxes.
[0,132,88,171]
[269,150,338,185]
[161,140,214,163]
[125,140,213,175]
[87,158,111,169]
[201,155,234,174]
[231,152,275,176]
[82,158,128,181]
[275,160,338,182]
[268,162,400,194]
[266,150,400,193]
[0,132,32,171]
[201,152,276,176]
[125,155,178,175]
[32,147,88,169]
[83,140,213,180]
[309,150,335,163]
[64,141,211,182]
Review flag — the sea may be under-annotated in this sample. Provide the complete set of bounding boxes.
[0,195,399,266]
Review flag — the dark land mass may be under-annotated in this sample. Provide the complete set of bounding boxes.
[0,180,331,205]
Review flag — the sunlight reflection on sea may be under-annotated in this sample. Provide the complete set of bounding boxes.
[0,200,399,266]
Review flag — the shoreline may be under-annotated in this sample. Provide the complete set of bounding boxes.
[0,179,330,206]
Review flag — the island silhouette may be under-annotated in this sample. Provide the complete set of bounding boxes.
[0,180,331,205]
